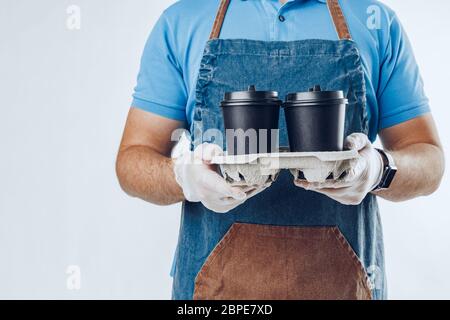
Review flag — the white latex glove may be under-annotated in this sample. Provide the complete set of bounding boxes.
[294,133,384,205]
[173,143,267,213]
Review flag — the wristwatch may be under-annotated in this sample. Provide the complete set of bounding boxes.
[373,149,398,191]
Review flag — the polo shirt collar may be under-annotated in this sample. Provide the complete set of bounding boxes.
[248,0,326,2]
[274,0,327,3]
[282,0,327,3]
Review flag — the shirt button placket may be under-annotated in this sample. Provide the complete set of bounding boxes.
[276,8,286,39]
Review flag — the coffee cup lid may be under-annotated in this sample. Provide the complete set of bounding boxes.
[222,85,281,106]
[284,85,348,107]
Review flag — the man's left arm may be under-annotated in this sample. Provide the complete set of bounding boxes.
[295,114,445,205]
[374,114,445,202]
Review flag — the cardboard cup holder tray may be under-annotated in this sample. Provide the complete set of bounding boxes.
[211,150,359,186]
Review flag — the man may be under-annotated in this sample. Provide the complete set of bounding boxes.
[116,0,444,300]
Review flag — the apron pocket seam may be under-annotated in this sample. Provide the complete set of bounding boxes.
[330,226,373,299]
[193,223,241,298]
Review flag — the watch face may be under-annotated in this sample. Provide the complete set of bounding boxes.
[373,149,397,191]
[374,148,397,190]
[382,167,397,189]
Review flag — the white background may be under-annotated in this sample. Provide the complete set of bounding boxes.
[0,0,449,299]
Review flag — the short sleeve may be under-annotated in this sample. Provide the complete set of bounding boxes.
[377,13,430,130]
[131,13,187,122]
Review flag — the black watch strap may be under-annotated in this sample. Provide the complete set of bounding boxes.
[373,149,398,191]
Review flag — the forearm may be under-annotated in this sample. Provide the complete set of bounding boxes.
[374,143,445,202]
[116,145,184,205]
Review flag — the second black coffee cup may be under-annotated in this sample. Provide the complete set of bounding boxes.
[283,85,348,152]
[221,85,282,155]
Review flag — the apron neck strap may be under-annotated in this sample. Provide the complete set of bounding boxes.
[326,0,352,40]
[209,0,231,40]
[209,0,352,41]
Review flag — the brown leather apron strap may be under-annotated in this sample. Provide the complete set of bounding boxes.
[209,0,352,41]
[209,0,231,40]
[326,0,352,40]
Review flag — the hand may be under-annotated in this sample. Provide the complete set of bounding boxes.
[294,133,384,205]
[173,143,266,213]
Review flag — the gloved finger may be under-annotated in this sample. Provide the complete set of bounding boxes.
[311,186,353,196]
[211,182,271,205]
[309,187,365,205]
[342,156,367,182]
[245,183,271,199]
[238,182,271,193]
[307,188,350,204]
[233,185,259,193]
[294,180,317,190]
[294,179,354,190]
[294,182,352,200]
[204,198,247,213]
[202,170,247,200]
[295,158,366,190]
[295,175,366,194]
[215,196,247,205]
[345,133,370,151]
[194,143,224,164]
[294,179,334,190]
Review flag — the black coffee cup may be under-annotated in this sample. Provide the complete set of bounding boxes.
[283,85,348,152]
[221,85,282,155]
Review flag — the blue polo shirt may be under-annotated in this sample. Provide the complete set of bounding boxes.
[131,0,430,141]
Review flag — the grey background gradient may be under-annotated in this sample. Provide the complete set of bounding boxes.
[0,0,449,299]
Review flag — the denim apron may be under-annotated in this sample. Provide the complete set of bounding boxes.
[172,0,386,300]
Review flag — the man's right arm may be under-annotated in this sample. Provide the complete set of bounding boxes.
[116,107,185,205]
